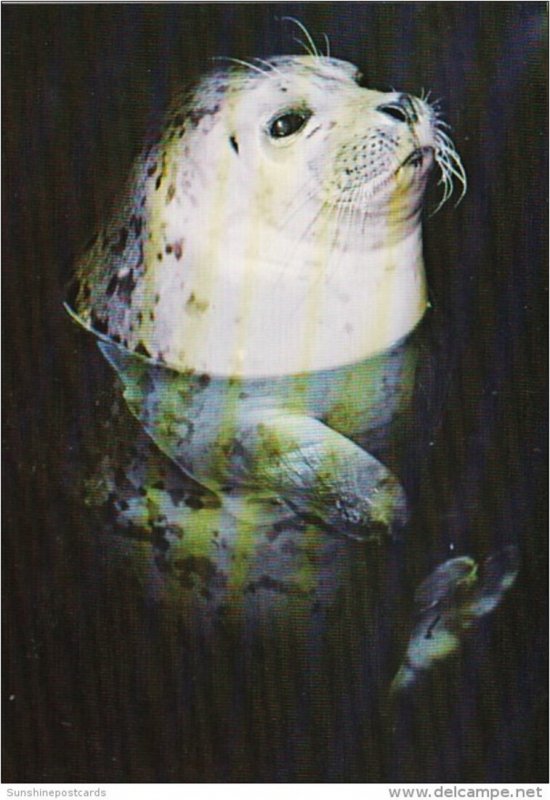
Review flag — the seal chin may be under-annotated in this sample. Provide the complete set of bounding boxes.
[390,146,436,206]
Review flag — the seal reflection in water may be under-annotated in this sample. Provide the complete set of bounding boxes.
[66,48,515,693]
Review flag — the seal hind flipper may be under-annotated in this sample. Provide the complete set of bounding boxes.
[391,546,520,693]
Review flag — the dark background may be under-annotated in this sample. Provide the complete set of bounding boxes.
[3,2,547,783]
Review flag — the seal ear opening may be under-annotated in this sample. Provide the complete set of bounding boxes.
[229,135,239,154]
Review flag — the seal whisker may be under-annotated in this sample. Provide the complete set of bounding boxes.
[431,173,454,215]
[281,16,322,58]
[252,57,287,79]
[276,197,339,314]
[212,56,270,77]
[438,145,467,195]
[275,175,322,231]
[285,201,331,285]
[343,200,362,252]
[321,197,345,265]
[434,117,452,131]
[265,182,327,292]
[335,192,360,252]
[298,198,334,247]
[293,35,315,57]
[431,128,467,213]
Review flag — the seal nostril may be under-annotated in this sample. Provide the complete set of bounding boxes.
[377,103,409,123]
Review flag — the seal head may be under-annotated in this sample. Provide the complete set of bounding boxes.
[67,55,464,378]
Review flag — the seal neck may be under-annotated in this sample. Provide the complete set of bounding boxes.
[152,223,428,378]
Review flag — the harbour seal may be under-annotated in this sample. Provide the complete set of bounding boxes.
[65,50,511,640]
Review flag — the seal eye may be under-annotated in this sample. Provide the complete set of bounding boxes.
[377,103,409,123]
[268,111,310,139]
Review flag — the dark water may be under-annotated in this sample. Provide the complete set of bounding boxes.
[3,3,547,783]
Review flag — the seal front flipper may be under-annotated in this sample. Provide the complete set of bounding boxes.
[97,340,407,541]
[226,412,408,541]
